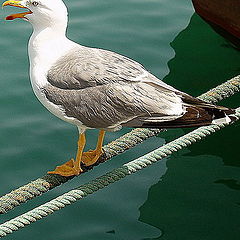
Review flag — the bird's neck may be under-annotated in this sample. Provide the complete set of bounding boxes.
[29,27,73,70]
[28,27,77,87]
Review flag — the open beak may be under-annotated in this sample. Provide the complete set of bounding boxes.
[2,0,32,20]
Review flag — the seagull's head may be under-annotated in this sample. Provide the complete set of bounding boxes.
[2,0,68,29]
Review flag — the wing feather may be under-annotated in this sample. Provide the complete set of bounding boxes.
[45,45,234,130]
[43,82,184,130]
[47,46,177,93]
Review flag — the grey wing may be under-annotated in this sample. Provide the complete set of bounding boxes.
[44,45,227,130]
[47,45,178,92]
[43,82,184,130]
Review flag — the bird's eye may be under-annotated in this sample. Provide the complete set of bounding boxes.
[32,1,39,6]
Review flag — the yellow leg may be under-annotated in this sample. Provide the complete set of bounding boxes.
[48,133,86,177]
[81,130,105,166]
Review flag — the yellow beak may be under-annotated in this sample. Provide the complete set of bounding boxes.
[2,0,32,20]
[2,0,26,8]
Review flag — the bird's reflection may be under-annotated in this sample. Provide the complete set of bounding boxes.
[139,12,240,239]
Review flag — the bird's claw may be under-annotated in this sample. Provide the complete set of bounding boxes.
[48,158,83,177]
[82,149,104,166]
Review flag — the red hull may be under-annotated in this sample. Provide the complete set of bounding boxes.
[192,0,240,48]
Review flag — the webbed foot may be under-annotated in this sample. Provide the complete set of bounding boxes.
[48,158,83,177]
[81,149,104,166]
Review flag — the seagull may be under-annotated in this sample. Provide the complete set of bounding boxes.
[2,0,236,177]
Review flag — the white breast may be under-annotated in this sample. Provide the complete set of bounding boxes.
[28,29,85,128]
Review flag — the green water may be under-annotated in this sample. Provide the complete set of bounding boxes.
[0,0,240,239]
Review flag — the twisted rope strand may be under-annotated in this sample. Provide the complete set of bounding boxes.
[0,107,239,237]
[0,76,239,215]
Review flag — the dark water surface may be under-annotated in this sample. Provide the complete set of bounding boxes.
[0,0,239,239]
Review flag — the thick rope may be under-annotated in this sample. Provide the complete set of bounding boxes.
[0,128,162,214]
[0,106,239,237]
[0,76,239,215]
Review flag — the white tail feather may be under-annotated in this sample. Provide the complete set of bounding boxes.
[212,114,231,125]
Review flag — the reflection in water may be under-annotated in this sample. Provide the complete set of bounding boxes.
[139,13,240,240]
[164,14,240,167]
[215,179,240,191]
[164,15,240,168]
[139,155,240,240]
[164,14,240,96]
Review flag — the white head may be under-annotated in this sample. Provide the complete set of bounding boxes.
[3,0,68,31]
